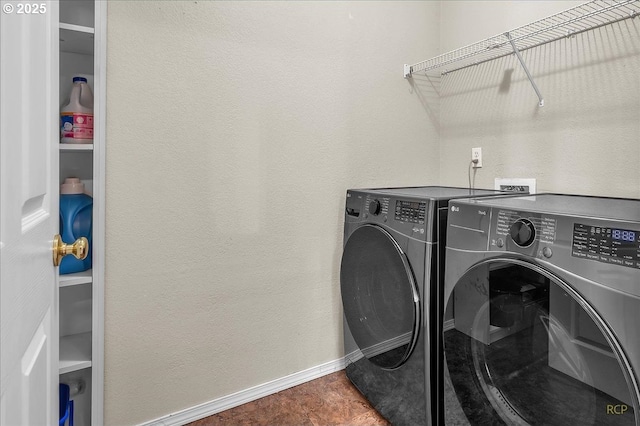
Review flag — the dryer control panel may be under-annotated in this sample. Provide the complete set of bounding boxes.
[395,200,427,224]
[572,223,640,269]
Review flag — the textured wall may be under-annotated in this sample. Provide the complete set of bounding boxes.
[105,2,640,424]
[104,2,440,424]
[439,1,640,197]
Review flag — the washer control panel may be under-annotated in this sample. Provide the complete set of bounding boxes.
[395,200,426,224]
[509,218,536,247]
[572,223,640,269]
[496,210,557,245]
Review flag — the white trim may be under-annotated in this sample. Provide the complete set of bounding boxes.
[137,357,347,426]
[344,349,365,364]
[360,332,412,359]
[91,2,107,425]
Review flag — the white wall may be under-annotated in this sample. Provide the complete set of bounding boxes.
[439,1,640,197]
[104,2,440,424]
[104,1,640,424]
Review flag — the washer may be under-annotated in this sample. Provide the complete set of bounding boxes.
[441,194,640,426]
[340,186,511,426]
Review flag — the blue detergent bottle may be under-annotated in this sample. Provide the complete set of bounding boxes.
[59,178,93,274]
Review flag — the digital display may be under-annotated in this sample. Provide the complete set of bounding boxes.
[572,223,640,269]
[612,229,636,242]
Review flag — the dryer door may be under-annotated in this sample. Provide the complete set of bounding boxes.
[340,224,420,370]
[443,259,639,426]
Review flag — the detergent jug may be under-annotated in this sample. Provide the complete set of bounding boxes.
[60,76,94,144]
[59,178,93,274]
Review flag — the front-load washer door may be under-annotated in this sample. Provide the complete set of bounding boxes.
[443,259,639,426]
[341,224,420,370]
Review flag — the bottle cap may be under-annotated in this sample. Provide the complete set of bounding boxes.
[73,76,88,83]
[60,177,85,194]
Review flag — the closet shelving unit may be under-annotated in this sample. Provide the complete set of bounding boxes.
[58,0,106,424]
[404,0,640,106]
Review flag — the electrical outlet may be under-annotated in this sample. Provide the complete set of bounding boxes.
[471,147,482,168]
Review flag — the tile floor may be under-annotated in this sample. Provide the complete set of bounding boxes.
[188,370,390,426]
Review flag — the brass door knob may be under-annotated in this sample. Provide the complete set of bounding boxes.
[53,235,89,267]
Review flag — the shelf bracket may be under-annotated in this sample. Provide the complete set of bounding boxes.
[505,32,544,107]
[404,64,412,79]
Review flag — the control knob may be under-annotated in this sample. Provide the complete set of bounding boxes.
[369,199,381,216]
[510,218,536,247]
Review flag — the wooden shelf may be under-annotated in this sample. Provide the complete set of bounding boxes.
[59,269,92,287]
[60,143,93,152]
[60,22,94,34]
[60,332,92,374]
[59,23,94,55]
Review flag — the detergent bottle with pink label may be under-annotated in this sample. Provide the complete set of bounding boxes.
[60,76,94,144]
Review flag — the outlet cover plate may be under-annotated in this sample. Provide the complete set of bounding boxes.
[472,147,482,168]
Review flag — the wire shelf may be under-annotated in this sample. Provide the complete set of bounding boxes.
[405,0,640,77]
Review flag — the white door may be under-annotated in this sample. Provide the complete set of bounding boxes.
[0,1,59,425]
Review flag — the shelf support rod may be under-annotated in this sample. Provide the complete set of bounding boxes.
[505,31,544,107]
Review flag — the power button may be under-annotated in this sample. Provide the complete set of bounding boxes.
[542,247,553,258]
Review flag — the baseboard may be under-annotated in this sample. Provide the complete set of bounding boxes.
[138,357,347,426]
[361,332,412,359]
[443,318,455,332]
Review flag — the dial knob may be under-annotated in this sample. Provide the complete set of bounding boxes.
[368,199,381,215]
[510,219,536,247]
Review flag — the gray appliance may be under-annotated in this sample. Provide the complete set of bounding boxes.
[441,194,640,425]
[340,186,512,426]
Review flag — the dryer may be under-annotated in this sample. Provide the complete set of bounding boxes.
[340,186,511,426]
[441,194,640,426]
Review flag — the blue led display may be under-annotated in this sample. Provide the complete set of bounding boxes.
[612,229,636,242]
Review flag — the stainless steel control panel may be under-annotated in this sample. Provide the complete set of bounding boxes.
[495,209,557,245]
[395,200,427,224]
[572,223,640,269]
[446,194,640,297]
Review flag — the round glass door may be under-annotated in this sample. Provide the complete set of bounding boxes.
[340,224,420,370]
[443,259,638,426]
